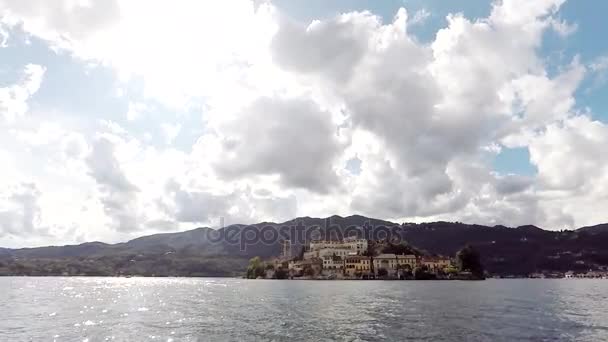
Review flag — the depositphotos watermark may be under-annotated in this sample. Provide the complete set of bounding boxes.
[203,217,406,251]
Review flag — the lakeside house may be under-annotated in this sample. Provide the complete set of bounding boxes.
[284,237,453,279]
[344,255,371,277]
[421,256,452,273]
[373,254,418,278]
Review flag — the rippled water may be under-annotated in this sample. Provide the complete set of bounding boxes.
[1,277,607,341]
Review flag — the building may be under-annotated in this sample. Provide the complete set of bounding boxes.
[373,254,419,276]
[304,236,368,262]
[308,237,367,256]
[344,256,371,277]
[293,237,451,279]
[421,256,452,273]
[281,239,292,260]
[304,246,353,260]
[343,236,368,255]
[289,258,322,277]
[321,255,344,275]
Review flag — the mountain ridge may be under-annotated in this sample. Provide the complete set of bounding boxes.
[2,215,608,277]
[5,214,603,252]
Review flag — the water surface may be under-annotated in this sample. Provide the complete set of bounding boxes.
[1,277,607,341]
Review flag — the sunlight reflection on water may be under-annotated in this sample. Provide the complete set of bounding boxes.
[1,277,607,341]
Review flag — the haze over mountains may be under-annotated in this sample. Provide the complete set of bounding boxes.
[1,215,608,277]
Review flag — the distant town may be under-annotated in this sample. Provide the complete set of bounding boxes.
[246,237,484,280]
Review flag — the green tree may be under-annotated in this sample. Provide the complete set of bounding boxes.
[414,265,434,280]
[246,256,266,279]
[363,240,376,277]
[381,241,421,256]
[274,267,288,279]
[456,245,485,279]
[303,266,315,277]
[403,264,413,275]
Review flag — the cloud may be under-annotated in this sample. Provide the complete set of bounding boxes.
[549,18,577,37]
[206,96,345,193]
[530,116,608,192]
[126,101,147,121]
[164,180,234,224]
[494,174,534,195]
[526,116,608,227]
[86,136,141,232]
[267,1,580,224]
[0,182,47,237]
[1,0,277,108]
[0,64,45,121]
[410,9,430,26]
[0,24,8,47]
[160,178,298,226]
[160,122,181,145]
[271,11,377,83]
[589,55,608,89]
[1,0,608,248]
[590,55,608,72]
[0,0,120,43]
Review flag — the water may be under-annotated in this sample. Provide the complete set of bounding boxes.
[1,278,607,341]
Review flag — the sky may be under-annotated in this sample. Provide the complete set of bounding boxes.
[1,0,608,247]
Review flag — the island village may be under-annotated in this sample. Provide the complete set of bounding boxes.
[247,236,469,280]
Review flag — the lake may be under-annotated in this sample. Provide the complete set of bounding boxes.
[1,277,607,341]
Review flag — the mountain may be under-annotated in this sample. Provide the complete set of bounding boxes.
[1,215,608,277]
[398,222,608,275]
[577,223,608,234]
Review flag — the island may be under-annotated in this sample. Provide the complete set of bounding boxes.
[246,237,485,280]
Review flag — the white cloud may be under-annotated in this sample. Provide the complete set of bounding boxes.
[0,182,46,237]
[1,0,278,108]
[550,18,577,36]
[0,64,45,121]
[126,101,146,121]
[410,9,430,26]
[160,122,181,145]
[1,0,608,248]
[0,24,8,47]
[590,55,608,72]
[86,136,141,232]
[589,55,608,89]
[201,96,345,193]
[527,116,608,227]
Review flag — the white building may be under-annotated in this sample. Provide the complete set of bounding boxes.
[373,254,418,275]
[307,237,368,259]
[343,236,368,255]
[321,255,344,274]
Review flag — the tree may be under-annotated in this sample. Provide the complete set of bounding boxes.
[363,240,376,276]
[377,268,388,277]
[414,265,434,280]
[274,267,288,279]
[303,266,315,277]
[400,264,413,279]
[456,245,485,279]
[246,256,266,279]
[381,241,420,256]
